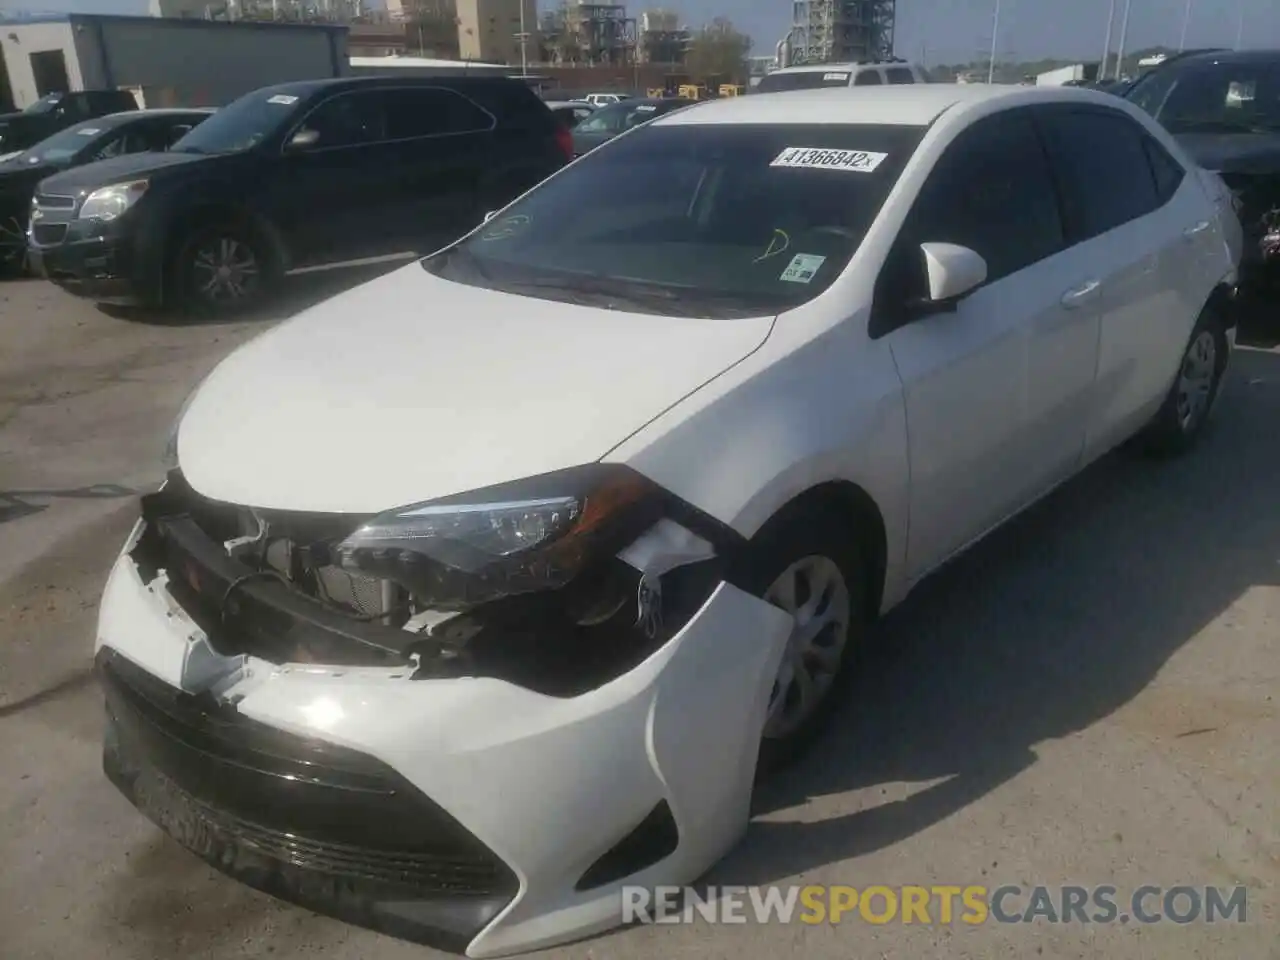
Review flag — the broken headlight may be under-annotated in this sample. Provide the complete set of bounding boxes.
[333,465,666,609]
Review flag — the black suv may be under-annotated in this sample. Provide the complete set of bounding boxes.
[0,90,139,156]
[1125,49,1280,306]
[1,109,212,273]
[29,76,571,311]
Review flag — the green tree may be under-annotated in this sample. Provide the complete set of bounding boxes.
[684,17,751,81]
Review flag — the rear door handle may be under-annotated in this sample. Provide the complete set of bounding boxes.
[1060,279,1101,308]
[1184,219,1211,237]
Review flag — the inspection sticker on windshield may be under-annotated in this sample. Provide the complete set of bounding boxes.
[635,104,657,111]
[267,94,299,105]
[76,127,100,136]
[771,146,887,173]
[780,253,826,283]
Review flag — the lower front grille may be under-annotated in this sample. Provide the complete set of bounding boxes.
[98,647,517,949]
[31,222,67,246]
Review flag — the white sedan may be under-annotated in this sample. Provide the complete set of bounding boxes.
[95,84,1238,957]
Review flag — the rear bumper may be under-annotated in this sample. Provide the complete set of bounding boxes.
[96,512,791,957]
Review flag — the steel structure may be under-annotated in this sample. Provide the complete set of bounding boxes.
[789,0,895,64]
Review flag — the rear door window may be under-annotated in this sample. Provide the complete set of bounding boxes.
[854,70,883,86]
[1034,107,1163,242]
[885,67,915,84]
[1143,135,1186,203]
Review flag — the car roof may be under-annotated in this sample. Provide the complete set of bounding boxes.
[769,61,916,74]
[653,83,1131,128]
[1157,48,1273,68]
[63,107,214,128]
[252,75,527,99]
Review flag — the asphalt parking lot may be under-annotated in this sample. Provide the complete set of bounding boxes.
[1,273,1277,960]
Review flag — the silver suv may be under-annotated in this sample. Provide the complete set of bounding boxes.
[754,59,929,93]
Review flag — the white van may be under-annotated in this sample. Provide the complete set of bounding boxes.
[754,59,928,92]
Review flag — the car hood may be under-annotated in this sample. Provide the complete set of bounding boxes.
[0,153,58,185]
[1175,131,1280,174]
[36,149,211,194]
[178,262,774,513]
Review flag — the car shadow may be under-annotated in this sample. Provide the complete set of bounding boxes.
[0,484,136,526]
[93,259,410,328]
[724,347,1280,885]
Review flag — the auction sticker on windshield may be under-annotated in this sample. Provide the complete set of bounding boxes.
[823,72,850,81]
[780,253,826,283]
[771,147,887,172]
[267,94,299,105]
[76,127,101,136]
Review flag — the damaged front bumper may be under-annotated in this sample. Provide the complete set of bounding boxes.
[95,497,791,957]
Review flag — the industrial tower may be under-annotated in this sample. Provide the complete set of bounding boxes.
[788,0,895,64]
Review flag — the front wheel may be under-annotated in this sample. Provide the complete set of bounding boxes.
[0,213,28,277]
[1139,307,1229,457]
[173,224,274,315]
[733,511,867,777]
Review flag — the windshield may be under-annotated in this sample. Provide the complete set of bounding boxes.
[1127,59,1280,133]
[575,101,672,134]
[170,88,305,154]
[423,122,924,319]
[18,120,118,164]
[754,71,853,93]
[23,93,63,115]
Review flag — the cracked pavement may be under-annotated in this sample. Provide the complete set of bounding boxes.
[0,275,1277,960]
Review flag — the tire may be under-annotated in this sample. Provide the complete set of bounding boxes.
[1138,305,1229,457]
[731,507,868,778]
[171,222,275,315]
[0,213,28,278]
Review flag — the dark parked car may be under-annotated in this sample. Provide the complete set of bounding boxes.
[0,109,212,273]
[570,97,695,156]
[0,89,140,157]
[28,76,571,312]
[1125,49,1280,305]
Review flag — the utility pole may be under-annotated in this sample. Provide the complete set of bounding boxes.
[986,0,1001,84]
[1234,0,1244,50]
[1114,0,1133,81]
[516,0,529,76]
[1178,0,1192,51]
[1100,0,1116,80]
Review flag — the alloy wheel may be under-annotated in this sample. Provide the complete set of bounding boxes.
[0,215,27,270]
[190,236,260,304]
[762,554,852,740]
[1176,330,1217,433]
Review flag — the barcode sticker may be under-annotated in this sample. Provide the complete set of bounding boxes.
[771,146,887,173]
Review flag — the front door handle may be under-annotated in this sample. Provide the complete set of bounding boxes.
[1060,279,1101,308]
[1184,219,1211,237]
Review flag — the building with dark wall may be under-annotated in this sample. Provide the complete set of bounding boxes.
[0,14,348,110]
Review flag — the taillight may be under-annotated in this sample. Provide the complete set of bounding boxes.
[554,125,573,160]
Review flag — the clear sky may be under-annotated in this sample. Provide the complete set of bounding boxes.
[5,0,1280,65]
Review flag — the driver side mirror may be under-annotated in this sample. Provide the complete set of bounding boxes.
[911,242,987,314]
[285,128,320,152]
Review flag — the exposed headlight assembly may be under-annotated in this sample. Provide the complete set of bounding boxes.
[79,179,148,221]
[333,465,703,609]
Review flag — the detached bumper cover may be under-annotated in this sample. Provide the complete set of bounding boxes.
[96,525,792,957]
